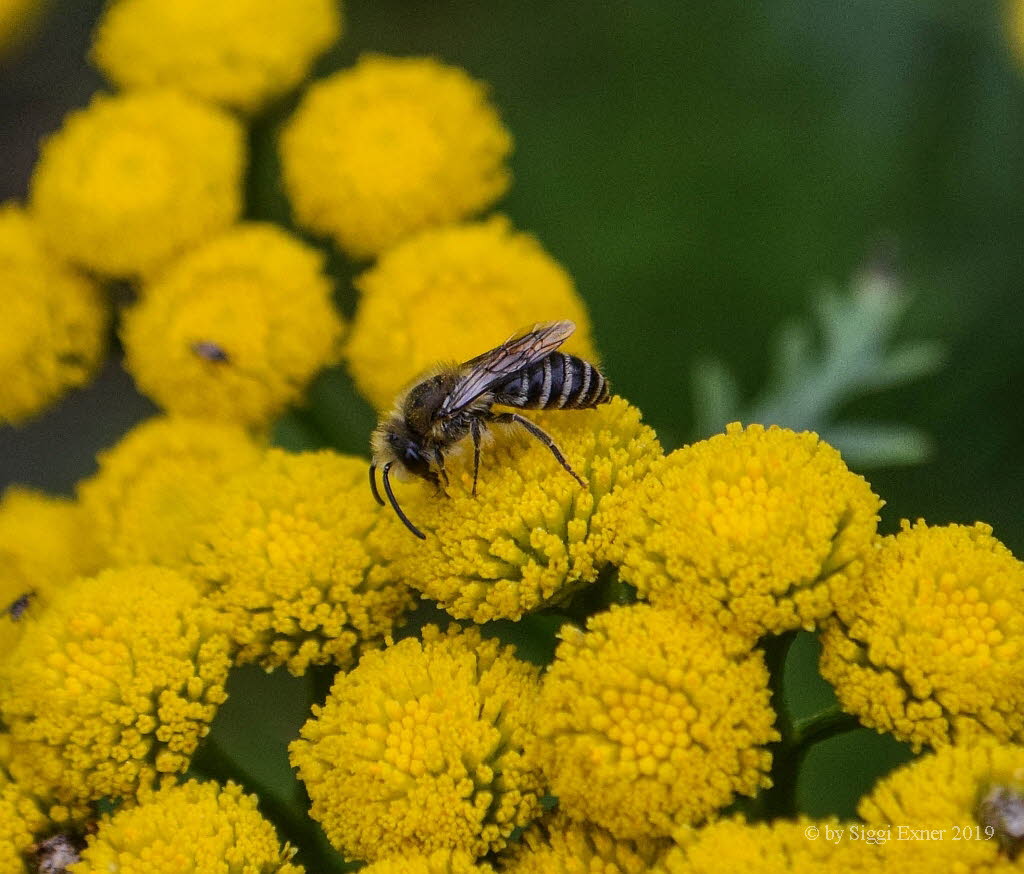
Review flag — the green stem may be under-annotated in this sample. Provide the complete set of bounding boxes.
[753,635,861,819]
[790,703,861,748]
[757,631,798,818]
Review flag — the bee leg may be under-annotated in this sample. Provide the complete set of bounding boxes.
[489,412,586,488]
[432,448,451,495]
[471,418,483,496]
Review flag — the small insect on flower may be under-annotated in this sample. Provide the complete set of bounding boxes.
[191,340,230,363]
[370,320,610,539]
[7,591,33,620]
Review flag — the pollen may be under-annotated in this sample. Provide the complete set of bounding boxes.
[290,625,544,862]
[281,54,511,259]
[29,89,243,277]
[533,604,779,839]
[599,422,882,643]
[820,520,1024,750]
[346,217,596,410]
[390,396,663,622]
[189,450,416,675]
[92,0,341,113]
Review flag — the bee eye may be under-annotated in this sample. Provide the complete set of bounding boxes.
[404,447,420,464]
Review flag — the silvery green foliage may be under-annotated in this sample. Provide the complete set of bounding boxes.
[692,270,946,468]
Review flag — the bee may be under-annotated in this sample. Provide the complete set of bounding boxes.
[370,320,610,539]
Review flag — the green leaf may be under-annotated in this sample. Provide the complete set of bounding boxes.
[823,422,935,467]
[691,270,946,467]
[481,613,566,666]
[796,729,915,819]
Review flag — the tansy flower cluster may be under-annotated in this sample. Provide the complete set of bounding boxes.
[30,89,244,278]
[73,780,300,873]
[92,0,341,113]
[533,604,778,838]
[820,520,1024,750]
[0,736,68,873]
[281,56,512,259]
[0,203,107,425]
[0,486,101,656]
[290,625,544,862]
[3,2,1024,872]
[189,449,417,675]
[121,223,345,427]
[346,217,596,409]
[0,566,231,811]
[77,415,264,568]
[600,422,882,644]
[392,396,663,622]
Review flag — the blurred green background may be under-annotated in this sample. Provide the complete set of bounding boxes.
[1,0,1022,830]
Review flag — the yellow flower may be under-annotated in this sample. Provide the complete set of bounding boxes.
[281,54,511,259]
[346,217,596,410]
[0,203,107,425]
[92,0,341,113]
[290,625,544,862]
[189,450,416,675]
[30,90,243,277]
[0,487,102,659]
[859,742,1024,866]
[533,604,778,839]
[121,223,345,427]
[361,850,494,874]
[77,415,264,568]
[1,744,51,873]
[74,780,301,874]
[654,818,869,873]
[388,396,662,622]
[600,423,881,643]
[1,733,84,872]
[500,812,669,873]
[819,521,1024,751]
[0,566,231,810]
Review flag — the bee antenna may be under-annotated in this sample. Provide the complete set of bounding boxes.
[382,462,426,540]
[369,464,385,506]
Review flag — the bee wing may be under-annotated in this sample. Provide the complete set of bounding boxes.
[438,320,576,416]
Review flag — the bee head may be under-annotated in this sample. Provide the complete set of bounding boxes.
[392,433,431,479]
[371,416,432,481]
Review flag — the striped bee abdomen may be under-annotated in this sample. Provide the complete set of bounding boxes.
[492,352,609,410]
